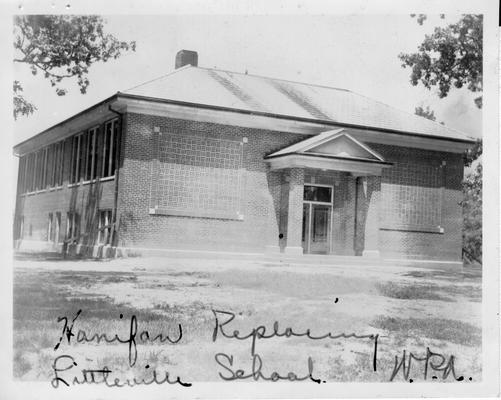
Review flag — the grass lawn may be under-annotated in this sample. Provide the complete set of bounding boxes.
[13,254,482,384]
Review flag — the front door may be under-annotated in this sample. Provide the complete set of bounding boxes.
[302,185,333,254]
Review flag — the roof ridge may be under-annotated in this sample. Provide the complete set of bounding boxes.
[123,64,193,92]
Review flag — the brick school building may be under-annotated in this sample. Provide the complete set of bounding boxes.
[13,50,475,262]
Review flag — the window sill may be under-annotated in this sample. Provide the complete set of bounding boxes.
[149,207,244,221]
[380,225,444,234]
[68,176,115,188]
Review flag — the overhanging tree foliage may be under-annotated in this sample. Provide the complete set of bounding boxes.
[414,105,436,121]
[13,15,136,119]
[462,163,482,263]
[399,14,482,108]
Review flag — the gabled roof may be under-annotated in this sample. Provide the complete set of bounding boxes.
[265,129,390,165]
[123,65,474,142]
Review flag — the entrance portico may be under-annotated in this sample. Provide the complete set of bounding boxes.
[265,129,392,257]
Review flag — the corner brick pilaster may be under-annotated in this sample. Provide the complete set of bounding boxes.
[362,175,381,257]
[284,168,304,255]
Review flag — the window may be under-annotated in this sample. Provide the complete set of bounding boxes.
[34,151,42,190]
[66,212,80,243]
[26,152,35,192]
[86,127,98,180]
[18,156,26,194]
[37,150,44,190]
[98,210,113,245]
[46,145,55,188]
[19,141,66,192]
[54,212,61,243]
[19,216,24,239]
[381,162,443,230]
[152,133,243,219]
[70,135,81,184]
[47,213,53,242]
[304,185,332,203]
[55,141,64,187]
[40,147,49,190]
[102,119,119,178]
[78,133,88,182]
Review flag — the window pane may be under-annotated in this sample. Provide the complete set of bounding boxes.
[78,134,87,181]
[304,185,332,203]
[47,213,53,242]
[58,142,65,186]
[111,121,119,175]
[55,212,61,243]
[92,129,98,179]
[71,137,78,183]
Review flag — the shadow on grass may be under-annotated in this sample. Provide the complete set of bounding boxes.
[376,282,453,302]
[377,277,481,303]
[370,316,481,347]
[14,269,167,324]
[403,267,482,282]
[14,251,107,263]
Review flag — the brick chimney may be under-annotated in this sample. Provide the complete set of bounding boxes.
[175,50,198,69]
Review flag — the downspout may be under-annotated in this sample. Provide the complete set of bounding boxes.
[108,104,124,254]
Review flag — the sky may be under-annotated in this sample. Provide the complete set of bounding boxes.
[13,14,482,143]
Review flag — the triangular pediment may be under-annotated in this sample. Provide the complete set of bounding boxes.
[305,134,380,160]
[266,129,386,163]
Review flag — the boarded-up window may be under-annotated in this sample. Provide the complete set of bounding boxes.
[381,162,443,230]
[151,133,244,219]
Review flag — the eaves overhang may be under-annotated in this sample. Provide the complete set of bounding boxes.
[13,94,120,156]
[13,92,477,157]
[116,92,476,145]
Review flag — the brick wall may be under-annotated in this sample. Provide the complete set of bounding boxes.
[116,114,465,260]
[370,143,464,261]
[15,109,465,261]
[15,178,116,247]
[14,127,117,249]
[117,113,308,252]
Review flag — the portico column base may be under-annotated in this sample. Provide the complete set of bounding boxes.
[362,249,380,258]
[284,246,304,256]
